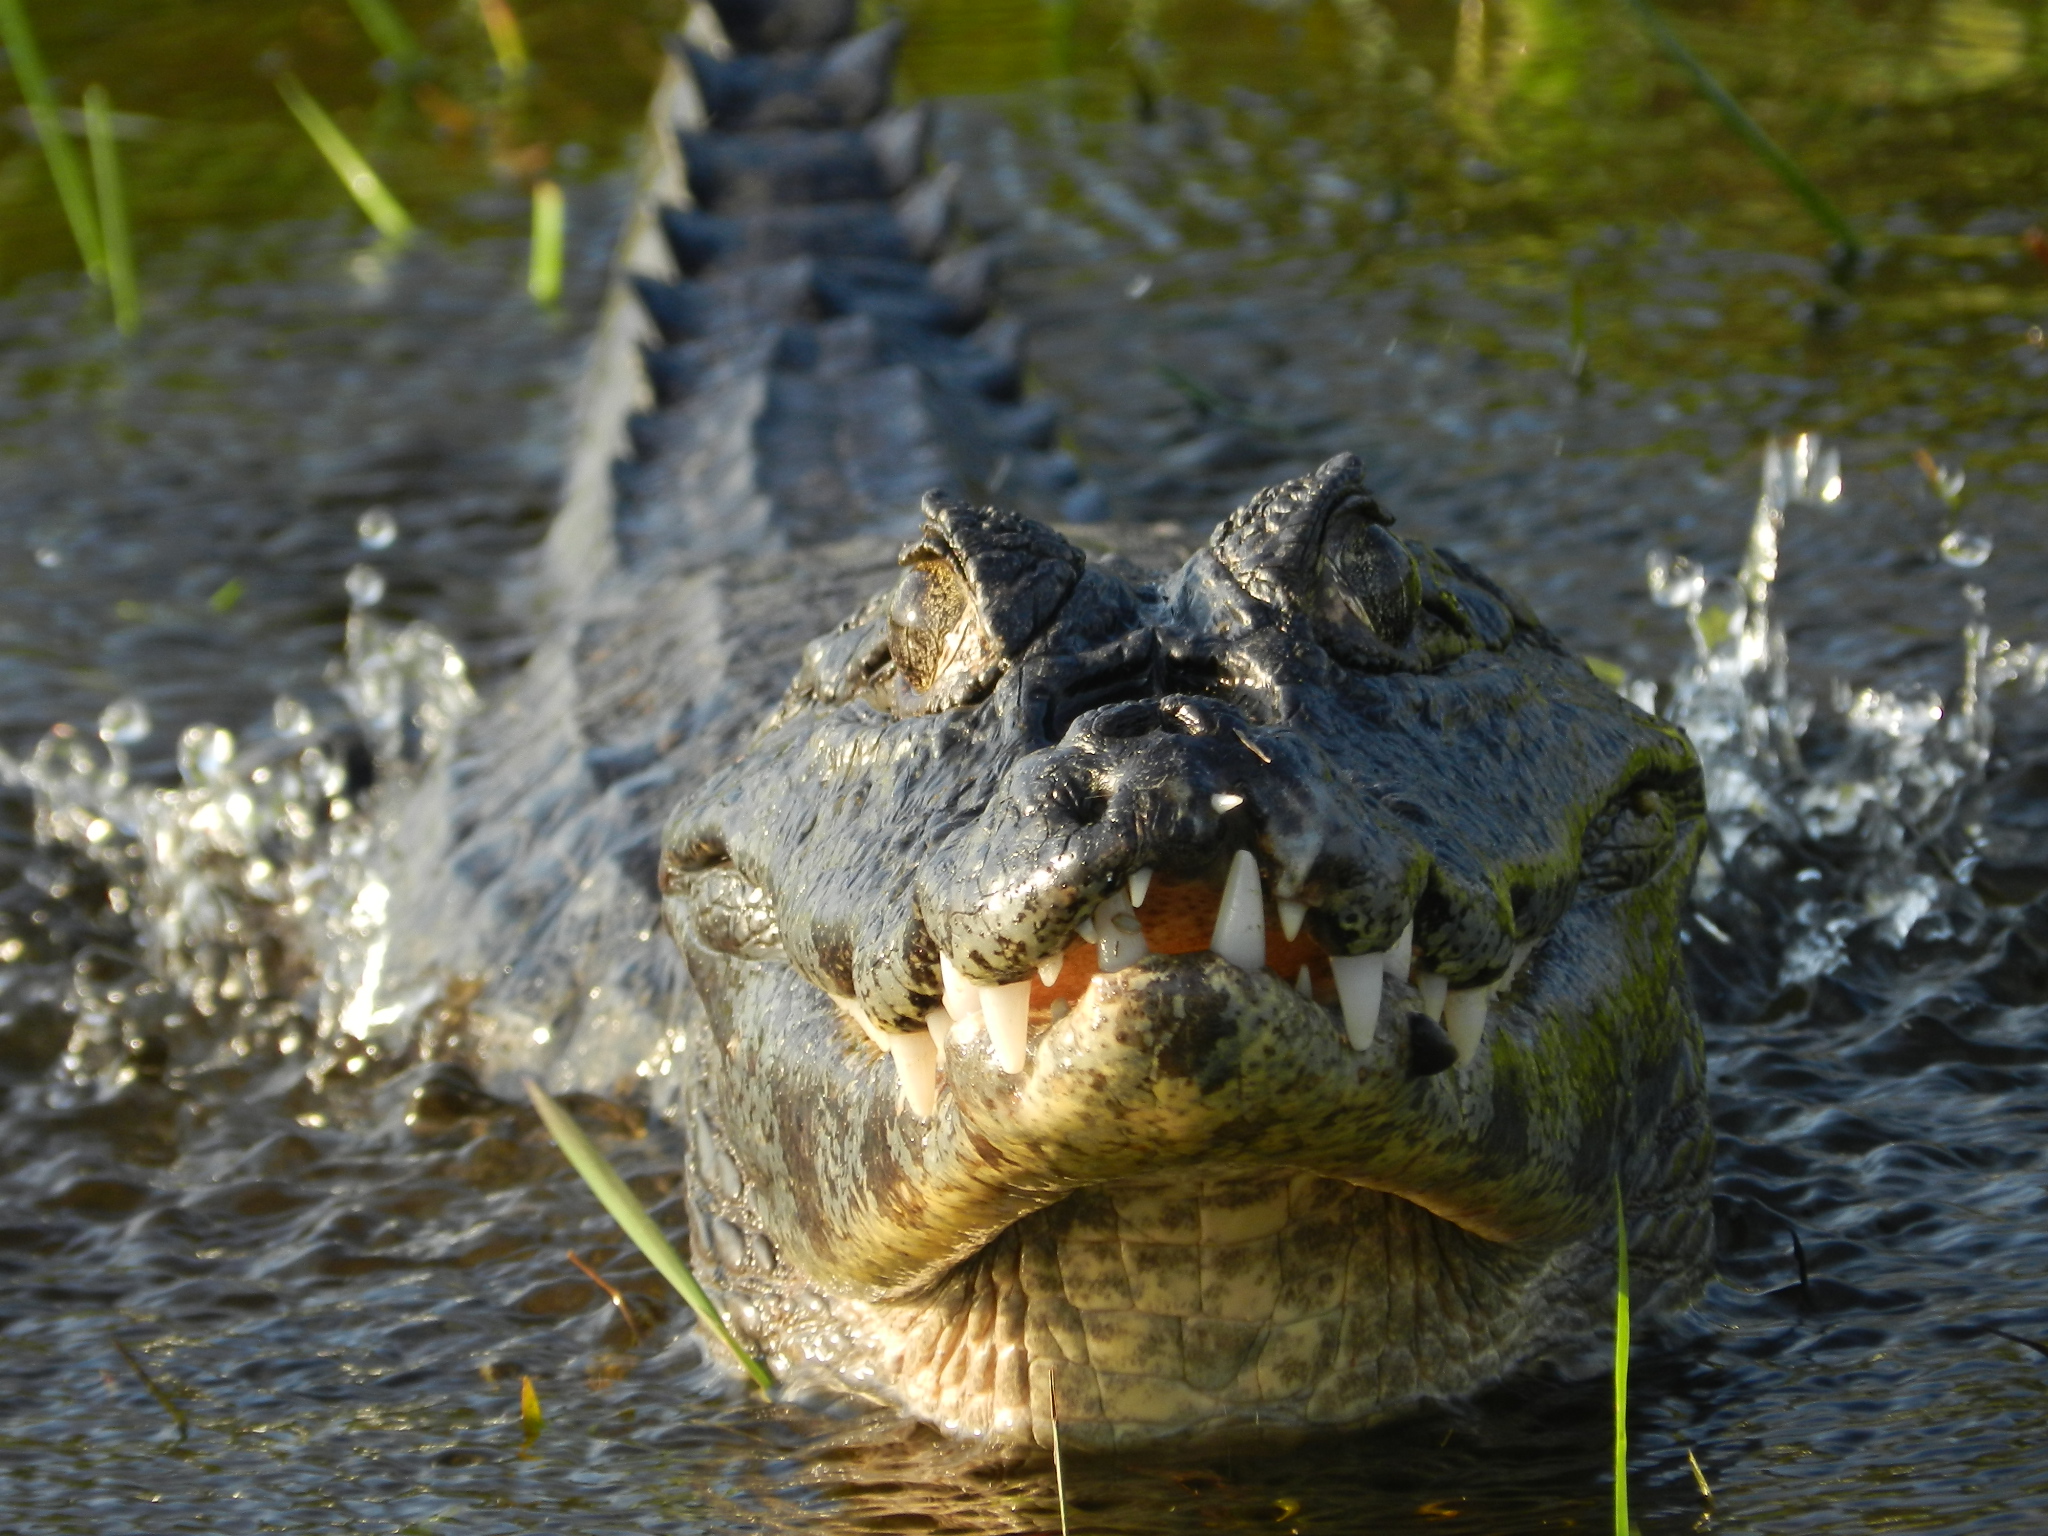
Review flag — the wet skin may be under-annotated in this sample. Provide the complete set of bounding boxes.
[659,452,1715,1445]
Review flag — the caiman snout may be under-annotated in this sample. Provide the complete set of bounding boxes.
[912,681,1544,1120]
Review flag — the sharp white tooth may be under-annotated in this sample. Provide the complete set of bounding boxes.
[1386,921,1414,980]
[977,979,1032,1073]
[1210,792,1245,814]
[852,1007,894,1053]
[940,956,982,1022]
[1417,971,1448,1022]
[1444,988,1488,1063]
[1128,867,1154,908]
[889,1028,938,1117]
[1075,912,1099,943]
[1038,952,1064,987]
[1048,999,1069,1023]
[926,1006,953,1061]
[1211,849,1266,971]
[1329,951,1385,1049]
[1501,939,1536,987]
[1277,898,1307,943]
[1295,964,1314,999]
[1095,887,1148,973]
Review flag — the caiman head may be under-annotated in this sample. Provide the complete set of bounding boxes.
[660,453,1714,1447]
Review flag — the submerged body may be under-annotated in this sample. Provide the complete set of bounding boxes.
[374,0,1713,1445]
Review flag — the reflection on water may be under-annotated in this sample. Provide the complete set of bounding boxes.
[4,1,2048,1531]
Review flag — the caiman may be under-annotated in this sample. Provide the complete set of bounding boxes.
[373,0,1715,1447]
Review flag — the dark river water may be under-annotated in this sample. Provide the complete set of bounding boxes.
[4,1,2048,1530]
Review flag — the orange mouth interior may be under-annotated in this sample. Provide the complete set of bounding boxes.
[1026,877,1338,1016]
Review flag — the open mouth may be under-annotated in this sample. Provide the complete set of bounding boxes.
[850,851,1538,1124]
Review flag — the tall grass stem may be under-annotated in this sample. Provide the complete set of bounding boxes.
[0,0,104,282]
[1051,1374,1071,1536]
[525,1079,774,1393]
[1619,0,1860,280]
[83,85,138,335]
[527,178,564,307]
[275,73,415,244]
[110,1335,189,1442]
[1614,1178,1631,1536]
[344,0,423,66]
[519,1374,543,1445]
[475,0,530,85]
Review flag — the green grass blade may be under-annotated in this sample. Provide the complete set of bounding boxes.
[110,1335,189,1443]
[83,85,137,336]
[519,1374,543,1445]
[275,72,414,244]
[527,178,564,307]
[525,1079,774,1393]
[1614,1177,1631,1536]
[1619,0,1860,279]
[475,0,530,85]
[344,0,422,66]
[1051,1373,1071,1536]
[0,0,104,282]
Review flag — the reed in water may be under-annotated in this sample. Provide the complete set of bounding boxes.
[0,0,104,285]
[275,70,416,245]
[82,85,138,335]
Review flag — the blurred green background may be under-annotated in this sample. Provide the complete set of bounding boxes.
[3,1,2046,294]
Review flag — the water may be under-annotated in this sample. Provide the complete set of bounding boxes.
[5,1,2048,1529]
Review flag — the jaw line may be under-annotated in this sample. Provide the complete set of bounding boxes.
[817,951,1535,1297]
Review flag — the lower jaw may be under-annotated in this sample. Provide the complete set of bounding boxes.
[824,1171,1594,1449]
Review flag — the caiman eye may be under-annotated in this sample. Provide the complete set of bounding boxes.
[1315,512,1420,660]
[871,499,1086,714]
[1580,779,1698,892]
[887,554,972,695]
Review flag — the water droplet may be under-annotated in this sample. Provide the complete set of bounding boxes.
[346,563,387,608]
[356,508,399,550]
[33,545,62,569]
[1939,528,1992,569]
[177,725,236,785]
[1646,550,1706,610]
[97,697,151,745]
[273,696,316,738]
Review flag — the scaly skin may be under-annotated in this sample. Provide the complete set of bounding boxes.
[661,455,1714,1445]
[371,0,1713,1444]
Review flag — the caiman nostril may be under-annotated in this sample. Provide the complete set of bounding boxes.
[1088,700,1169,740]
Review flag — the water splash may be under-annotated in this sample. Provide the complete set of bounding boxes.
[3,607,476,1072]
[7,434,2043,1063]
[1648,434,2045,985]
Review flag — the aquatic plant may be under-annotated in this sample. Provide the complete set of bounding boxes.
[1612,1179,1631,1536]
[81,85,137,335]
[110,1335,188,1444]
[0,0,103,284]
[343,0,423,70]
[525,1079,774,1392]
[1619,0,1861,282]
[275,72,415,245]
[1049,1373,1071,1536]
[567,1248,642,1342]
[474,0,530,86]
[528,178,564,307]
[519,1373,544,1446]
